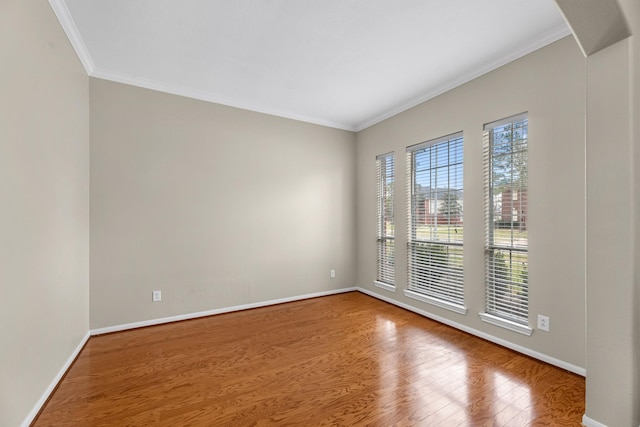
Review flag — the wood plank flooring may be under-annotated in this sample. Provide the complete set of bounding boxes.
[33,292,585,426]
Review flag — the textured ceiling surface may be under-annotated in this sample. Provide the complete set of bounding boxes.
[57,0,569,130]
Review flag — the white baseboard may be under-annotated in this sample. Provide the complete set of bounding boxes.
[22,288,357,426]
[21,331,90,427]
[357,287,586,377]
[21,286,587,427]
[91,287,358,335]
[582,414,608,427]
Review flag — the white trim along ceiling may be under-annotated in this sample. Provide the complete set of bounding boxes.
[50,0,570,131]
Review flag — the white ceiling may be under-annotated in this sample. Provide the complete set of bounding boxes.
[53,0,570,131]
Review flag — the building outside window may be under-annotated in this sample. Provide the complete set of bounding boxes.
[481,113,530,334]
[406,133,465,314]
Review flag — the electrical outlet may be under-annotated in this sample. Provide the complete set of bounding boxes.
[330,269,336,278]
[537,314,550,332]
[152,290,162,302]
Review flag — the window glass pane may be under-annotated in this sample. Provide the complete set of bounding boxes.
[407,134,464,308]
[485,115,528,324]
[376,153,394,286]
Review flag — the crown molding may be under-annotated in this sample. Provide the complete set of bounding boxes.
[354,23,572,132]
[48,0,95,74]
[89,69,357,132]
[48,0,570,134]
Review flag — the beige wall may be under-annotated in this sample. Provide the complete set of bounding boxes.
[0,1,90,426]
[6,2,639,425]
[356,36,587,368]
[622,3,640,425]
[584,37,637,427]
[631,3,640,425]
[584,1,640,425]
[89,79,356,329]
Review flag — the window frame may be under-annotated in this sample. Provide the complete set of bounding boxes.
[480,113,532,336]
[405,132,466,314]
[374,152,396,291]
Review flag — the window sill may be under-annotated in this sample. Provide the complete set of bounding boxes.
[479,312,533,336]
[404,290,467,315]
[373,281,396,292]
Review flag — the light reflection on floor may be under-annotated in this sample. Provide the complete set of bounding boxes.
[373,313,541,426]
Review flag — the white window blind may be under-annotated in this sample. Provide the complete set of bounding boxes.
[376,153,395,286]
[483,113,529,325]
[406,133,465,313]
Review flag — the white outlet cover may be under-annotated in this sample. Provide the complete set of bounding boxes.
[537,314,550,332]
[152,290,162,302]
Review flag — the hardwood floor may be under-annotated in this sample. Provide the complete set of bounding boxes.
[34,292,584,426]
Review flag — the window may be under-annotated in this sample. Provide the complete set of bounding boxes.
[375,153,395,290]
[481,113,531,335]
[406,133,465,314]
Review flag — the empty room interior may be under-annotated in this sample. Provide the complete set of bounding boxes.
[2,1,639,426]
